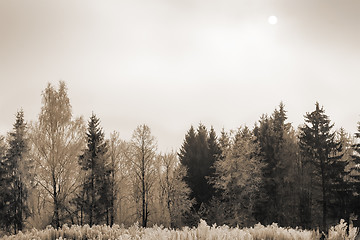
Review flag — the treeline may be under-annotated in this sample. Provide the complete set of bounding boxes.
[179,103,360,232]
[0,81,359,235]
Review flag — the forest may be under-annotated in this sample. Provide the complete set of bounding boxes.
[0,81,360,237]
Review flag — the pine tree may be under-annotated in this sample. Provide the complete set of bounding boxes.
[178,124,220,223]
[0,135,10,232]
[298,102,343,230]
[213,126,263,227]
[178,126,199,225]
[350,122,360,220]
[207,126,221,192]
[178,126,196,170]
[330,128,352,223]
[253,102,295,225]
[194,124,211,207]
[4,110,31,234]
[218,128,230,161]
[78,113,110,226]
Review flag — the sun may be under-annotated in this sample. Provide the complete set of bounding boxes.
[268,16,278,25]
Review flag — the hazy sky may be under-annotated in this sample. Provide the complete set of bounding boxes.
[1,0,359,151]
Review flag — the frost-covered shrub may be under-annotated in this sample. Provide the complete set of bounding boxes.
[0,219,358,240]
[328,219,358,240]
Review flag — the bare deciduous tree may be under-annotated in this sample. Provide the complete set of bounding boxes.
[29,81,85,228]
[126,124,157,227]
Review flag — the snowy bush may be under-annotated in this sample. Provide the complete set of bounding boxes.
[0,219,357,240]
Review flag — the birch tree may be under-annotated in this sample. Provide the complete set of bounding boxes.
[30,81,85,228]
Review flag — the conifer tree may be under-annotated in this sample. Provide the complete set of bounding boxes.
[4,110,31,233]
[178,124,221,224]
[207,127,221,192]
[330,128,352,222]
[350,122,360,219]
[218,128,230,161]
[78,113,110,226]
[0,135,10,231]
[298,102,343,230]
[253,102,296,225]
[213,127,263,227]
[194,124,211,207]
[178,126,196,169]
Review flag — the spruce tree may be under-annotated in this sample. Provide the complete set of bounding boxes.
[178,126,197,202]
[298,102,343,231]
[350,122,360,220]
[253,103,292,225]
[330,128,352,223]
[207,126,221,179]
[178,124,221,224]
[213,126,263,227]
[0,136,10,232]
[4,110,31,234]
[79,113,110,226]
[194,124,210,207]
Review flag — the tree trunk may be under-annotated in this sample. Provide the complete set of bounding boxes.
[320,160,327,231]
[90,176,94,226]
[51,170,60,229]
[142,172,146,227]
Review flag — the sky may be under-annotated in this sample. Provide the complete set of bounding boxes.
[1,0,360,152]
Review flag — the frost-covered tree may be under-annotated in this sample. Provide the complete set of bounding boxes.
[158,152,193,228]
[30,81,85,228]
[213,127,263,227]
[126,124,157,227]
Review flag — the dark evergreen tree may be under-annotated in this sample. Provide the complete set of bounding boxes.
[3,110,31,234]
[207,126,221,179]
[253,102,298,226]
[178,126,198,225]
[298,102,343,231]
[218,128,230,161]
[178,124,221,225]
[195,124,211,207]
[207,126,222,201]
[78,113,110,226]
[178,126,196,169]
[0,135,10,232]
[329,128,352,224]
[350,122,360,221]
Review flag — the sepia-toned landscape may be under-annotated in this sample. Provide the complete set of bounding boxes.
[1,1,360,239]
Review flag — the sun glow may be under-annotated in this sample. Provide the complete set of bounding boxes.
[268,16,278,25]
